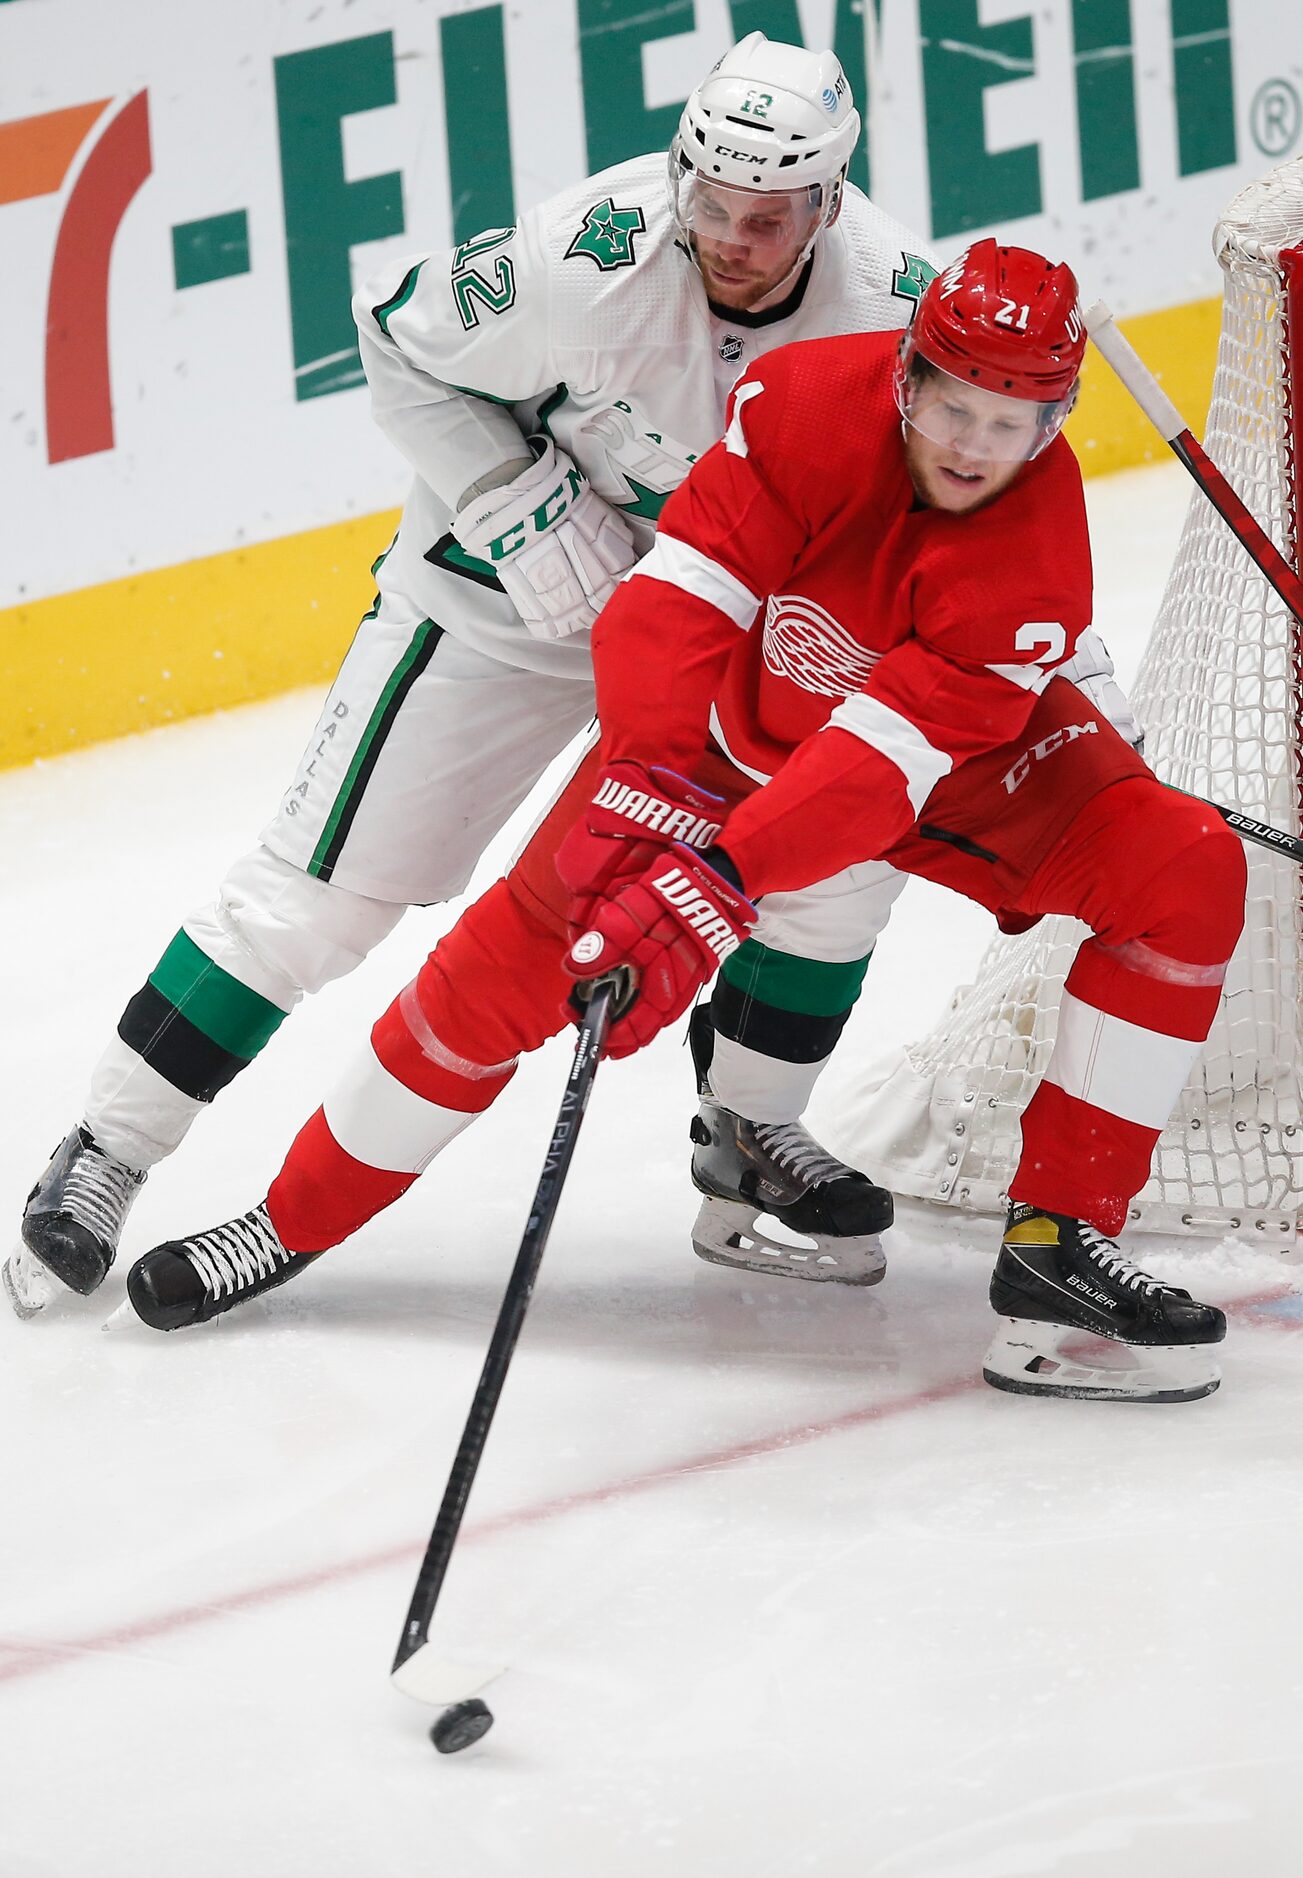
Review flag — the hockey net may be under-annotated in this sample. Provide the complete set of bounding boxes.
[842,155,1303,1245]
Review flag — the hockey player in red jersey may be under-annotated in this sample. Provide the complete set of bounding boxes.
[125,243,1246,1403]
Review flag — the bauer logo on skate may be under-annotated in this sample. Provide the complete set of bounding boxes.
[761,595,882,699]
[1002,721,1098,794]
[650,868,743,961]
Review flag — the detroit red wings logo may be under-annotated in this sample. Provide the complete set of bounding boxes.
[761,595,881,698]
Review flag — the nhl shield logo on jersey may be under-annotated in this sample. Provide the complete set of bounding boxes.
[718,334,744,363]
[566,199,647,271]
[761,595,882,699]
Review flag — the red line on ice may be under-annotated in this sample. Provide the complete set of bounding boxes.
[1,1283,1292,1690]
[0,1373,978,1687]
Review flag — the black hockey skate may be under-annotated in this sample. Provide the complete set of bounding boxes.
[984,1203,1226,1403]
[5,1127,147,1318]
[686,1004,892,1283]
[126,1202,319,1331]
[689,1100,893,1283]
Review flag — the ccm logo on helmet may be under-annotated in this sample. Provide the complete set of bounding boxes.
[714,145,768,164]
[1003,722,1098,794]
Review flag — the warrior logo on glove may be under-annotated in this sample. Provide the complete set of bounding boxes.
[591,772,723,849]
[645,864,745,962]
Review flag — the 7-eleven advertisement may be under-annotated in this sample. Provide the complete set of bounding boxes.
[1,0,1297,763]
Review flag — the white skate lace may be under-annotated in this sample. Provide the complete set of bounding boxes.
[183,1206,290,1301]
[752,1120,851,1190]
[1078,1223,1163,1294]
[58,1142,144,1244]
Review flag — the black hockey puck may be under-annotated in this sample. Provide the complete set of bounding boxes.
[430,1698,494,1754]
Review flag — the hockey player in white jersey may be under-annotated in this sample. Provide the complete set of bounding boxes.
[8,33,951,1315]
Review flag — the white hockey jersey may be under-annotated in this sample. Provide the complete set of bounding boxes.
[354,152,940,679]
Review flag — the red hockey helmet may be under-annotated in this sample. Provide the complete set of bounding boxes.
[896,240,1085,462]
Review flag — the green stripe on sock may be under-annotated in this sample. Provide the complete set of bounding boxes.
[722,941,872,1018]
[148,931,289,1059]
[308,618,441,879]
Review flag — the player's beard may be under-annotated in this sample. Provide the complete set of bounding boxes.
[695,241,808,313]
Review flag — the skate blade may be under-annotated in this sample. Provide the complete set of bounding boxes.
[101,1298,152,1334]
[983,1317,1220,1404]
[3,1242,59,1319]
[691,1198,886,1286]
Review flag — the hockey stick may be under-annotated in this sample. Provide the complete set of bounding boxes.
[390,973,622,1711]
[1201,800,1303,867]
[1083,301,1303,625]
[1084,303,1303,869]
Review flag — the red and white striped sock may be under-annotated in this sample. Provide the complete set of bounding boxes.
[268,879,571,1252]
[1014,810,1245,1235]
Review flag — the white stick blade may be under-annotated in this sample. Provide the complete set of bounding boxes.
[390,1643,502,1708]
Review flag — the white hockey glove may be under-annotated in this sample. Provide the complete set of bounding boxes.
[451,438,638,640]
[1058,627,1145,753]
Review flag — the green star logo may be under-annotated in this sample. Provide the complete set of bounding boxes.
[613,474,670,522]
[891,252,939,315]
[565,198,647,272]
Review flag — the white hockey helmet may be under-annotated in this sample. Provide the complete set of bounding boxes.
[669,32,861,252]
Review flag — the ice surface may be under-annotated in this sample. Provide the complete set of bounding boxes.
[4,463,1302,1877]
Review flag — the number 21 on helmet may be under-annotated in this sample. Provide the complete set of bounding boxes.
[896,239,1086,463]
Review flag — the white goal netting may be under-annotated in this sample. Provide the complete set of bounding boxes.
[842,155,1303,1245]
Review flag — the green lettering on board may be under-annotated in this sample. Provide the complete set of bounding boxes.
[442,5,516,244]
[577,0,697,175]
[919,0,1042,239]
[579,0,873,197]
[1171,0,1237,176]
[273,34,406,403]
[1072,0,1140,200]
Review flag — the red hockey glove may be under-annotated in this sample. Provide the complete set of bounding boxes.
[555,760,727,937]
[563,846,756,1059]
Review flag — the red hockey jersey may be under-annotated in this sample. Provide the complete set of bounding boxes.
[591,330,1094,898]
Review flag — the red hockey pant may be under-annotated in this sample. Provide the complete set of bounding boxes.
[268,769,1245,1252]
[1006,780,1245,1234]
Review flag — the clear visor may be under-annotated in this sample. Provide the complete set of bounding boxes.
[894,337,1076,464]
[671,163,826,254]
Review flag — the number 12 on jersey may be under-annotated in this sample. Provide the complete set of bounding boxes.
[451,228,518,331]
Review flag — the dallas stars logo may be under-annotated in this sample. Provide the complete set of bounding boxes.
[566,198,646,271]
[891,252,939,314]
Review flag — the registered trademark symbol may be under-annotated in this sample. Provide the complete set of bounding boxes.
[1250,79,1302,157]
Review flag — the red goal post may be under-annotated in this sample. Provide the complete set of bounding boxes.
[839,156,1303,1245]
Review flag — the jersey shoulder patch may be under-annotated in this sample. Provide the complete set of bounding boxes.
[565,198,647,271]
[890,251,939,317]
